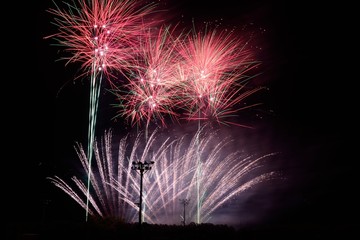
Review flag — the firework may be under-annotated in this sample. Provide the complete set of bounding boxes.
[109,23,264,129]
[166,24,266,223]
[45,0,160,81]
[45,0,161,221]
[174,24,264,127]
[45,0,271,225]
[48,128,280,225]
[110,24,185,130]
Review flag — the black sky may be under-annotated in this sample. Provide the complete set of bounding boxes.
[6,0,355,233]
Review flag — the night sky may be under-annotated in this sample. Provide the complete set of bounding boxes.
[7,0,355,234]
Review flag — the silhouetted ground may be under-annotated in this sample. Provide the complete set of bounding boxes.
[7,220,358,240]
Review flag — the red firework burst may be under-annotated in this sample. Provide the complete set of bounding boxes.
[45,0,160,85]
[111,24,185,127]
[174,25,263,127]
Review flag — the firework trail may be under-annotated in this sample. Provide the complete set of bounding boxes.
[170,24,265,222]
[48,127,281,225]
[45,0,160,221]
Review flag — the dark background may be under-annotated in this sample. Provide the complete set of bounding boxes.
[6,0,355,234]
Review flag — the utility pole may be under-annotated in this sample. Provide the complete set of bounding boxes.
[179,198,190,226]
[132,160,154,226]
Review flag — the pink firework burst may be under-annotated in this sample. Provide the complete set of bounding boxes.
[174,25,263,127]
[45,0,160,84]
[111,24,185,128]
